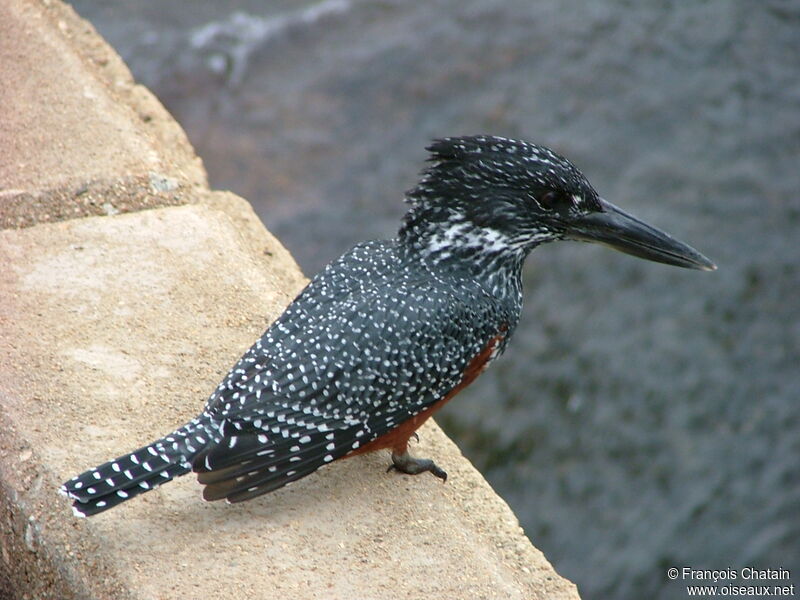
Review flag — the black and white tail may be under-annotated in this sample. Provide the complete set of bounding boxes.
[60,416,216,517]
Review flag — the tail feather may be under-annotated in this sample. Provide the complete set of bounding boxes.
[64,462,190,517]
[195,427,363,503]
[60,417,214,517]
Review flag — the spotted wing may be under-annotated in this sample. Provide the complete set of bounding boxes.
[193,256,507,503]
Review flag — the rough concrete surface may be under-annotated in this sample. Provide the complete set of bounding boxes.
[0,0,206,229]
[0,207,576,600]
[0,0,579,598]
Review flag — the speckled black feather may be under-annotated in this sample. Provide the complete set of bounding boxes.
[192,238,517,502]
[60,135,600,516]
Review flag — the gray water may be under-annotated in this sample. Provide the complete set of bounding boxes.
[72,1,800,597]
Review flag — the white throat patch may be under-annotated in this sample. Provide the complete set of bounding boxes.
[424,219,519,259]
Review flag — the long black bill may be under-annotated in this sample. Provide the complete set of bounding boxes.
[568,198,716,271]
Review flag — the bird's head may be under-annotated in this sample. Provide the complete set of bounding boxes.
[400,135,715,271]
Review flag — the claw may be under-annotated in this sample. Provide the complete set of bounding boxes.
[387,450,447,482]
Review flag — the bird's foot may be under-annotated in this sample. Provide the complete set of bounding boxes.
[387,450,447,482]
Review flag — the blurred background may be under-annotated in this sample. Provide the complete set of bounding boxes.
[71,1,799,597]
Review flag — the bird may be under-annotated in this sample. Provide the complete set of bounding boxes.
[60,135,715,517]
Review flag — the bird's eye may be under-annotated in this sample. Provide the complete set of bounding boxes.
[538,191,569,211]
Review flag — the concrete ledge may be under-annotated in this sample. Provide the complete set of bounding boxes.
[0,1,579,598]
[0,0,205,228]
[0,205,577,599]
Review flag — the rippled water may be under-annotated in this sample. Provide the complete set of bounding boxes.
[73,1,800,597]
